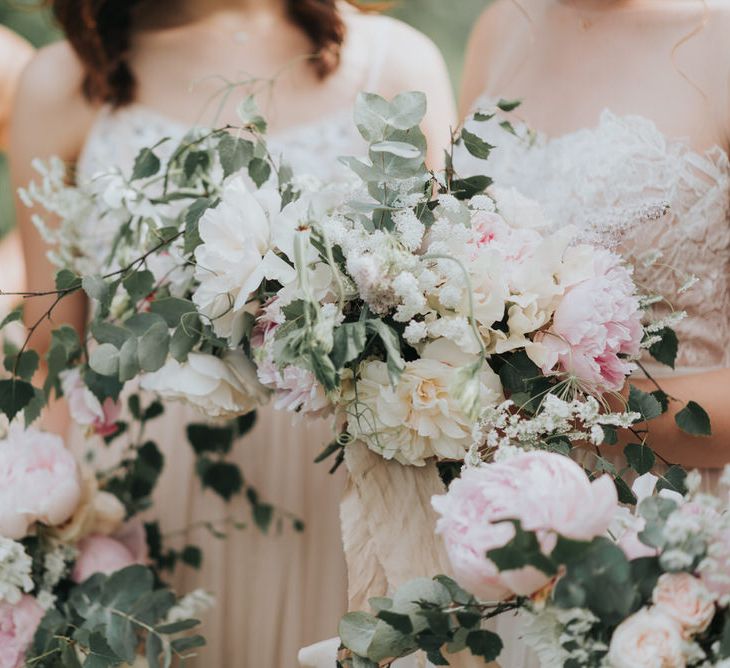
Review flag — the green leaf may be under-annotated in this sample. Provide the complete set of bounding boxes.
[170,635,206,653]
[496,98,521,112]
[118,337,139,382]
[460,128,494,160]
[92,322,132,349]
[150,297,197,328]
[196,459,243,501]
[219,134,254,177]
[82,275,110,302]
[0,379,35,421]
[465,630,502,661]
[487,522,557,577]
[649,328,678,369]
[0,306,22,330]
[656,465,688,495]
[184,198,213,255]
[366,320,406,386]
[236,95,267,132]
[248,157,271,188]
[389,91,428,130]
[181,546,202,569]
[377,610,413,634]
[235,411,257,436]
[84,367,124,403]
[187,423,234,455]
[155,618,201,635]
[128,394,142,420]
[451,175,493,200]
[628,385,663,421]
[339,611,379,656]
[55,268,82,291]
[331,322,368,369]
[89,344,120,377]
[24,386,46,425]
[123,270,155,302]
[718,612,730,659]
[170,317,201,362]
[183,151,210,179]
[472,111,494,122]
[4,350,39,381]
[143,401,164,421]
[614,476,638,505]
[137,321,170,372]
[675,401,712,436]
[132,147,161,180]
[354,92,392,142]
[370,140,422,159]
[624,443,656,476]
[253,503,274,533]
[124,312,168,336]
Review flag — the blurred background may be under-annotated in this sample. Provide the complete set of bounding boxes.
[0,0,488,237]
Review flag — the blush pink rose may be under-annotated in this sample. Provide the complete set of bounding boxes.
[0,595,45,668]
[700,527,730,603]
[653,573,715,635]
[60,368,121,438]
[538,249,642,393]
[432,451,618,600]
[0,426,82,540]
[72,521,148,583]
[608,609,684,668]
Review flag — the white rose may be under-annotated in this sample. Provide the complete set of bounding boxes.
[350,339,502,466]
[653,573,715,635]
[192,178,296,342]
[141,351,269,419]
[490,186,549,230]
[608,609,685,668]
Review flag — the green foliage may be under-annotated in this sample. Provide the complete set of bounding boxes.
[624,442,656,476]
[648,327,678,368]
[675,401,712,436]
[627,385,664,422]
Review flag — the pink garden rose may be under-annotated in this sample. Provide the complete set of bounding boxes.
[432,451,617,600]
[700,527,730,604]
[608,609,685,668]
[0,426,82,540]
[60,368,121,438]
[653,573,715,635]
[0,595,44,668]
[72,520,148,583]
[538,249,642,393]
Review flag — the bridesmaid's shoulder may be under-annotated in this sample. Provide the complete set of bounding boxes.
[12,40,97,160]
[469,0,532,46]
[343,13,450,90]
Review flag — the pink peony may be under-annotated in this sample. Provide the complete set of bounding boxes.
[432,451,617,600]
[0,595,44,668]
[652,573,715,635]
[608,609,685,668]
[60,368,121,437]
[0,426,82,540]
[468,210,538,263]
[72,521,148,583]
[538,249,642,393]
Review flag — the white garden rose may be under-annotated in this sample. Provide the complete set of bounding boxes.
[192,177,297,342]
[350,339,503,466]
[652,573,715,635]
[608,609,685,668]
[140,351,269,419]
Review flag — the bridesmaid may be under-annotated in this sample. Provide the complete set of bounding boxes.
[460,0,730,471]
[0,26,32,317]
[10,1,455,665]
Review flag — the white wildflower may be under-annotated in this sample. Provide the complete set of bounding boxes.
[393,209,425,251]
[0,538,34,604]
[164,589,216,625]
[403,320,428,346]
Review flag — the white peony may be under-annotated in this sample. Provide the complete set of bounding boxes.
[192,178,297,342]
[608,609,685,668]
[349,339,503,465]
[140,351,269,419]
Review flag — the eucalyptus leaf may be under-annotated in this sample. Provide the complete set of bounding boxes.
[138,321,170,372]
[89,344,120,377]
[370,140,422,159]
[339,611,379,656]
[249,157,271,188]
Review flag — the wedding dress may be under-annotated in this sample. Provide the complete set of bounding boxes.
[456,98,730,666]
[73,68,389,665]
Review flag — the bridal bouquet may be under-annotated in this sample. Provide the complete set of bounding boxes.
[0,422,209,668]
[339,451,730,668]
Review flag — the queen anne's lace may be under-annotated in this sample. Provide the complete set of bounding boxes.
[459,100,730,370]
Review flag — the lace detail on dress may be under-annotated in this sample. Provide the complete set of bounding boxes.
[457,97,730,370]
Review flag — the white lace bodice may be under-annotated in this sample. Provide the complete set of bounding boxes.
[77,103,365,183]
[459,100,730,370]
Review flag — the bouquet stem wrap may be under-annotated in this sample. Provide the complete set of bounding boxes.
[341,442,494,668]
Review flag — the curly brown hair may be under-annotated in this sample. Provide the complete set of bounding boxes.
[51,0,370,107]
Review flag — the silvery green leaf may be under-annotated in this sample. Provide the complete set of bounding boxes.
[219,134,253,177]
[184,197,213,254]
[249,157,271,188]
[391,578,451,609]
[123,270,155,302]
[339,156,380,182]
[89,344,120,376]
[354,92,392,142]
[370,141,422,159]
[138,321,170,372]
[368,597,393,613]
[628,385,663,421]
[389,91,427,130]
[236,95,267,133]
[123,312,168,337]
[339,611,378,656]
[368,618,418,662]
[119,337,139,382]
[82,275,109,302]
[132,147,161,180]
[150,297,197,328]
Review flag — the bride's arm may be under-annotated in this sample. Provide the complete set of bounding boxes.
[9,42,96,434]
[618,371,730,469]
